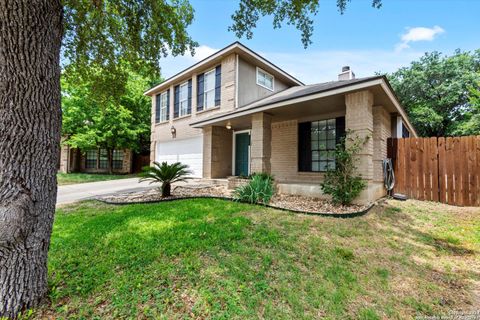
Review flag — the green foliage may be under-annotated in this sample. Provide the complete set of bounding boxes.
[62,65,153,150]
[139,161,192,197]
[320,133,368,205]
[233,173,275,204]
[62,64,155,173]
[455,82,480,135]
[62,0,197,96]
[229,0,382,48]
[248,172,274,180]
[387,50,480,137]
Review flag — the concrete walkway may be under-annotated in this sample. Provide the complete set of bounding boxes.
[57,178,153,205]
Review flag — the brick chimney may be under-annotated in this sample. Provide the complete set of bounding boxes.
[338,66,355,81]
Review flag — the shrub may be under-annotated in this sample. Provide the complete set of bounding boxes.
[233,173,274,204]
[139,161,192,197]
[320,132,368,205]
[248,172,274,180]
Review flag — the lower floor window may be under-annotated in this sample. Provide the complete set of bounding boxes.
[85,149,125,170]
[112,150,124,169]
[85,150,97,169]
[298,117,345,172]
[99,149,108,169]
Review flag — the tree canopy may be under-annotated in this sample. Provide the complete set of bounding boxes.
[62,64,156,171]
[387,50,480,137]
[229,0,382,48]
[456,83,480,135]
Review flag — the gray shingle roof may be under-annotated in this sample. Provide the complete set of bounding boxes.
[239,76,383,111]
[190,75,385,127]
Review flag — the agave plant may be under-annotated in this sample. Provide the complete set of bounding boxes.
[139,161,192,197]
[233,173,274,204]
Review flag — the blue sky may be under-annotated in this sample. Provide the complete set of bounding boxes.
[160,0,479,84]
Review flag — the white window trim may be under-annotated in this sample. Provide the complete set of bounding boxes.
[256,67,274,91]
[159,91,168,122]
[179,81,189,117]
[203,68,216,109]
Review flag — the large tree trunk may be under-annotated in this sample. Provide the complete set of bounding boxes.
[0,1,63,318]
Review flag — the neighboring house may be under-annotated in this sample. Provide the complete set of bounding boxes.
[59,146,135,174]
[145,42,417,203]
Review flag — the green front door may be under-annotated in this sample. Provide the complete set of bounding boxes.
[235,132,250,176]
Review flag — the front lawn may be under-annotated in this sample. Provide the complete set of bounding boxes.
[37,199,479,319]
[57,173,137,185]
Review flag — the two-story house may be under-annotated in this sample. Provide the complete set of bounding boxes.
[145,42,416,203]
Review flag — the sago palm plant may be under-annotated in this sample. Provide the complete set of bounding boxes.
[139,161,192,197]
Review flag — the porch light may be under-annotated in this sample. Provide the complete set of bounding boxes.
[170,126,176,138]
[226,122,232,130]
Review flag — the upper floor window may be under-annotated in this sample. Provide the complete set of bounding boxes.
[174,80,192,118]
[256,67,274,91]
[179,82,189,117]
[156,91,169,123]
[197,65,221,112]
[203,69,216,109]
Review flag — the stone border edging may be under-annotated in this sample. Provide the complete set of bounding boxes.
[95,196,374,218]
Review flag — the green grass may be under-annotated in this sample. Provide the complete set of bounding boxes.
[57,173,137,185]
[36,199,480,319]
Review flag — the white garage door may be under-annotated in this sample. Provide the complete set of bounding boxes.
[156,136,203,177]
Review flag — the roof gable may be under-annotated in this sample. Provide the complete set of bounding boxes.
[144,42,304,96]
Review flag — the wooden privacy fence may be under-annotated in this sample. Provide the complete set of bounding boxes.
[387,136,480,207]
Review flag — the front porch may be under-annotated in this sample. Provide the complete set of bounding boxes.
[197,86,397,204]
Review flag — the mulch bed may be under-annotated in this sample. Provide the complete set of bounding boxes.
[96,185,372,216]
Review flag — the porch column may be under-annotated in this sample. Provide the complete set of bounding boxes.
[202,127,213,179]
[203,126,232,179]
[345,90,375,203]
[250,112,272,174]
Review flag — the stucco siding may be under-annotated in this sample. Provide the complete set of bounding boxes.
[237,58,289,107]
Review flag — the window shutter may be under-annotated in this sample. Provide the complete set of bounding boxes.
[155,94,161,123]
[197,73,204,111]
[166,90,170,120]
[335,116,346,147]
[298,122,312,172]
[187,79,192,114]
[174,85,180,118]
[215,65,221,106]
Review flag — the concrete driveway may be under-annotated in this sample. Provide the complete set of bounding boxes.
[57,178,154,205]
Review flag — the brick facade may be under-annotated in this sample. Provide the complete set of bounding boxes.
[150,53,238,165]
[372,105,392,182]
[250,113,272,174]
[203,126,232,178]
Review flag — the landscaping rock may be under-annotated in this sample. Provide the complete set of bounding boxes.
[96,185,369,214]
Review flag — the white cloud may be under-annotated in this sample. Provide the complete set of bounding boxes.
[159,44,218,78]
[396,25,445,51]
[191,45,218,61]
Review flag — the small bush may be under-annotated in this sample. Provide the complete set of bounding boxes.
[320,132,368,205]
[233,173,274,204]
